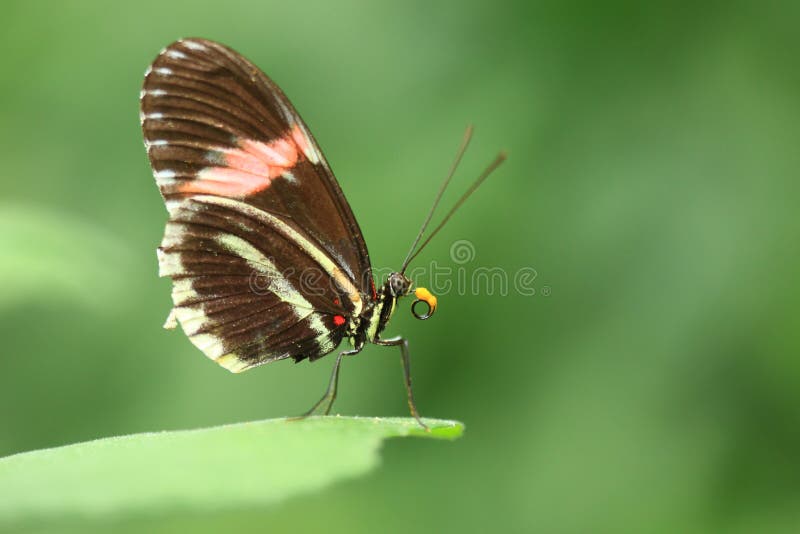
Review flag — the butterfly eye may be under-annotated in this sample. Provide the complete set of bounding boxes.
[412,287,437,320]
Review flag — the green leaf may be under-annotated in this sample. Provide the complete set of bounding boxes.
[0,416,462,527]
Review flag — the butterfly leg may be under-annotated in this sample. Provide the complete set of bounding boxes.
[301,351,344,417]
[375,336,429,431]
[301,346,362,418]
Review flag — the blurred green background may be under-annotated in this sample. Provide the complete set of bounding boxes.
[2,0,798,532]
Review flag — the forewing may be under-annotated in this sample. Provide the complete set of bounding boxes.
[140,38,373,295]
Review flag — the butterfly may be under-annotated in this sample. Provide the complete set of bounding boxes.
[140,38,505,428]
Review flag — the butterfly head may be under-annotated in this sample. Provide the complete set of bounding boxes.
[386,272,437,321]
[387,272,413,298]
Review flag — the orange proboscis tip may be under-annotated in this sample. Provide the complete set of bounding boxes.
[414,287,438,313]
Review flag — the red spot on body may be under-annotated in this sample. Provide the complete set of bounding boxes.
[333,298,340,306]
[333,315,346,327]
[370,279,377,300]
[174,125,313,198]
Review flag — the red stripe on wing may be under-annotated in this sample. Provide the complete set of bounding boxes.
[175,125,308,197]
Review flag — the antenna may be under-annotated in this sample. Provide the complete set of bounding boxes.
[402,151,506,270]
[399,125,474,273]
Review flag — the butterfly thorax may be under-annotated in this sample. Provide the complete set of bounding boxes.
[350,272,412,347]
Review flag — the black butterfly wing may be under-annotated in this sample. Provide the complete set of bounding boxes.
[140,38,372,370]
